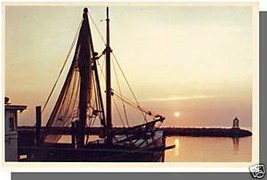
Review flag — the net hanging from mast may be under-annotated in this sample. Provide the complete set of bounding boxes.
[42,9,95,143]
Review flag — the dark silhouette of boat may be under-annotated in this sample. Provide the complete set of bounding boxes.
[26,7,174,162]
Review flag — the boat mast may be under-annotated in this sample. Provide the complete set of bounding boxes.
[106,7,113,144]
[77,8,91,148]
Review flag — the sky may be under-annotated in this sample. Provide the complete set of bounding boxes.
[4,4,257,128]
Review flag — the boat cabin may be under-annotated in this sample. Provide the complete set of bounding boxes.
[5,97,27,161]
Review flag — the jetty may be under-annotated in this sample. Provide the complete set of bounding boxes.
[18,126,252,146]
[18,116,252,139]
[160,127,252,137]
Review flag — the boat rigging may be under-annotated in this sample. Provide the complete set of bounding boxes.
[27,7,173,162]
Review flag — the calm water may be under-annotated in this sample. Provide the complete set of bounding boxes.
[59,135,252,162]
[165,136,252,162]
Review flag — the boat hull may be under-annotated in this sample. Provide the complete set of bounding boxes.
[20,131,166,162]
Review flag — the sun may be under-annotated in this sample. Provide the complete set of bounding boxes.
[174,111,181,118]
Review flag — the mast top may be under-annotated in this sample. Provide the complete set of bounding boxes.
[83,8,88,19]
[83,8,88,13]
[106,7,109,19]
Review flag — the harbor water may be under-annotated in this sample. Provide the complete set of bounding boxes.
[59,135,252,162]
[165,136,251,162]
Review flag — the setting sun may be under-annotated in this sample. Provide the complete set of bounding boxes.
[174,111,181,118]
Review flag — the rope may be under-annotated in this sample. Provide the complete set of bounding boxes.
[88,11,106,45]
[42,21,82,113]
[112,57,130,126]
[111,53,147,123]
[112,98,125,127]
[96,54,106,81]
[88,11,147,123]
[113,91,158,118]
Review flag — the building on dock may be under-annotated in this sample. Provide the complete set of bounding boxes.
[4,97,27,161]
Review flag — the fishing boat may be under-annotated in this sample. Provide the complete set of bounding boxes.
[27,7,174,162]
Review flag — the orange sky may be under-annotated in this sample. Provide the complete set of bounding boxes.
[4,4,257,128]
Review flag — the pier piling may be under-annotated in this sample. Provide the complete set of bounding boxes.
[35,106,41,145]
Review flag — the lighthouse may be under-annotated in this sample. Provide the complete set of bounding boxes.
[232,117,240,129]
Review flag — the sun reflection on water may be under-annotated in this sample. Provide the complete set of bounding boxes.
[165,136,251,162]
[174,138,180,156]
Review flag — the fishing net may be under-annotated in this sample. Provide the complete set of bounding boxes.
[42,11,94,143]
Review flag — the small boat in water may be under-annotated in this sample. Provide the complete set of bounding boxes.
[26,7,174,162]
